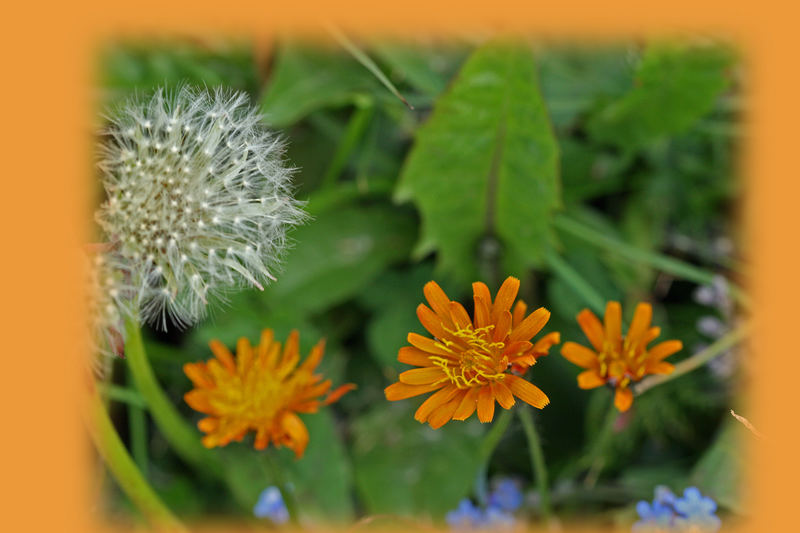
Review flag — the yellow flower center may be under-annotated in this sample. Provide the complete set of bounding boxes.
[597,338,649,384]
[428,325,507,389]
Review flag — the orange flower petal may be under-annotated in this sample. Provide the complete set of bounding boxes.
[280,411,310,458]
[626,302,652,348]
[472,281,492,307]
[257,329,274,360]
[417,304,448,339]
[643,326,661,345]
[183,362,214,389]
[235,337,254,373]
[477,386,496,422]
[414,385,460,423]
[614,387,634,412]
[503,340,533,356]
[505,375,549,408]
[197,417,219,433]
[473,295,491,329]
[184,390,214,412]
[492,310,513,342]
[452,387,481,421]
[424,281,454,325]
[512,300,528,328]
[645,361,675,375]
[648,340,683,361]
[428,394,464,429]
[576,309,605,352]
[561,342,599,369]
[398,346,433,367]
[509,307,550,343]
[298,340,326,373]
[532,332,561,355]
[278,330,301,377]
[399,367,447,385]
[604,302,622,352]
[449,301,472,330]
[407,332,451,356]
[384,381,442,401]
[577,370,606,389]
[492,277,520,319]
[209,340,236,373]
[492,381,516,410]
[324,383,356,405]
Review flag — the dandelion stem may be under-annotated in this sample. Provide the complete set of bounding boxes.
[123,318,223,477]
[633,325,748,396]
[517,405,552,522]
[127,368,149,476]
[544,249,606,315]
[259,451,300,525]
[553,214,750,308]
[85,386,185,531]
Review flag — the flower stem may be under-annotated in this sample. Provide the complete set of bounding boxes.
[85,386,185,531]
[517,405,552,522]
[123,317,223,477]
[479,407,514,461]
[553,214,750,308]
[259,451,300,525]
[633,325,748,396]
[581,399,618,489]
[544,249,606,315]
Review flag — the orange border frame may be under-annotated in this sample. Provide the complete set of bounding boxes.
[2,1,793,531]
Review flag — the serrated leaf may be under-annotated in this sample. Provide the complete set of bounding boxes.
[395,41,560,281]
[352,403,485,517]
[263,205,416,313]
[260,44,379,127]
[587,43,733,148]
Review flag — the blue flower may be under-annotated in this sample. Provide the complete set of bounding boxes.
[487,478,524,512]
[446,499,484,529]
[631,486,721,533]
[484,505,515,529]
[253,486,289,524]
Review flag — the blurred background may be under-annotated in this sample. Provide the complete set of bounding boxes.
[92,35,746,528]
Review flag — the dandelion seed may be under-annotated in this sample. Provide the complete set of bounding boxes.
[95,86,305,329]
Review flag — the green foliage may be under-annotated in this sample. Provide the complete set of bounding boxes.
[352,404,485,516]
[260,43,380,127]
[396,41,561,281]
[96,36,743,528]
[587,42,733,149]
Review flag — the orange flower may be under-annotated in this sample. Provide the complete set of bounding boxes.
[184,329,355,458]
[561,302,682,412]
[384,277,560,428]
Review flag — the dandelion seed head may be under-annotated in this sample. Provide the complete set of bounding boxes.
[96,86,305,329]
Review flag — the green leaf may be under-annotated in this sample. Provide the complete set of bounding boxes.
[587,43,733,148]
[263,205,416,313]
[690,419,744,511]
[372,42,468,98]
[352,403,485,517]
[281,411,355,521]
[260,44,379,127]
[395,41,560,281]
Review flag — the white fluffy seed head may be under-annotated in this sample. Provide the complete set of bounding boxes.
[86,251,134,366]
[95,86,305,329]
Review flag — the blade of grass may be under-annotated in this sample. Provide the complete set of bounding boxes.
[545,249,606,314]
[327,25,414,110]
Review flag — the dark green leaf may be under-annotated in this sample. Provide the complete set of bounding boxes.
[587,43,733,148]
[263,205,416,313]
[260,44,379,127]
[395,41,560,281]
